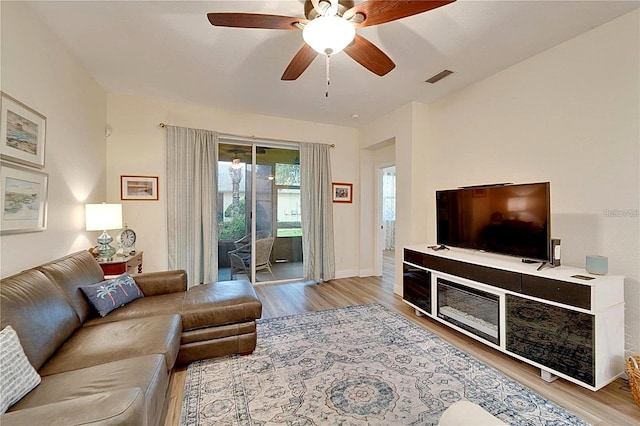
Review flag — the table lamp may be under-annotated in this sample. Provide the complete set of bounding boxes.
[85,203,123,261]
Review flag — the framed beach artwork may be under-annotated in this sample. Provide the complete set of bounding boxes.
[0,92,47,168]
[121,175,159,200]
[1,161,48,234]
[332,182,353,203]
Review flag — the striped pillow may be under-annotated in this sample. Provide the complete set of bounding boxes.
[0,326,41,414]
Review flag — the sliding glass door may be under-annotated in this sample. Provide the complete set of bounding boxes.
[269,147,303,281]
[217,142,302,283]
[217,143,250,281]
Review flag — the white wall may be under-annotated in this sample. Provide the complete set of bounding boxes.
[106,94,359,276]
[361,9,639,356]
[360,103,430,290]
[419,10,638,356]
[0,2,107,277]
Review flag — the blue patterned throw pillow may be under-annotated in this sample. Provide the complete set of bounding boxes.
[80,273,144,317]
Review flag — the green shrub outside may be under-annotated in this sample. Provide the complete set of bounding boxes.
[218,200,246,241]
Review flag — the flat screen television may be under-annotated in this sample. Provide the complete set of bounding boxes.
[436,182,551,262]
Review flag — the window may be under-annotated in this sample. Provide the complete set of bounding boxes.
[275,163,300,186]
[275,163,301,237]
[383,168,396,221]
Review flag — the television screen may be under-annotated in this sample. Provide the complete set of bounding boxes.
[436,182,550,262]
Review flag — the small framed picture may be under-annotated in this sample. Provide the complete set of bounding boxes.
[121,175,159,200]
[332,182,353,203]
[0,92,47,168]
[1,161,48,234]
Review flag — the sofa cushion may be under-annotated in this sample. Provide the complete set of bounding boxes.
[2,389,146,426]
[181,280,262,330]
[37,251,106,323]
[38,315,182,376]
[0,326,41,414]
[180,321,256,344]
[9,354,168,426]
[80,273,144,317]
[0,269,81,370]
[84,280,262,333]
[177,331,257,365]
[133,269,187,296]
[178,322,257,364]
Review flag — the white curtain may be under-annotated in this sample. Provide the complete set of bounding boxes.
[384,220,396,250]
[300,142,335,282]
[166,126,218,288]
[382,167,396,250]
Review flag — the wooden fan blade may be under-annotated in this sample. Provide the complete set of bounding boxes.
[282,44,319,80]
[207,13,307,30]
[343,34,395,76]
[344,0,455,28]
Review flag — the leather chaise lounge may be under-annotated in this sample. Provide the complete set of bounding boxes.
[0,250,262,425]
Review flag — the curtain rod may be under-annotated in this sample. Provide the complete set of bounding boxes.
[158,123,335,147]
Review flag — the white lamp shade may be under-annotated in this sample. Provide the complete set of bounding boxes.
[303,16,355,55]
[85,203,123,231]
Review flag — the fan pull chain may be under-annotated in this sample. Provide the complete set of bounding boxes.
[325,53,331,98]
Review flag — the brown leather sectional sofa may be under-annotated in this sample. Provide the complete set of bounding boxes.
[0,251,262,425]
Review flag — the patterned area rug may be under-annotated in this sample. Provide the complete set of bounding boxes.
[180,304,589,425]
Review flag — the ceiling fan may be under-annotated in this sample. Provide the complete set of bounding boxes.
[207,0,456,82]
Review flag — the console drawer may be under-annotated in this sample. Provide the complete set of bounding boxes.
[405,249,521,292]
[521,275,591,310]
[404,249,427,268]
[506,294,595,386]
[403,263,431,314]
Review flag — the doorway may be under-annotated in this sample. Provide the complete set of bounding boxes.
[217,142,303,283]
[379,165,396,281]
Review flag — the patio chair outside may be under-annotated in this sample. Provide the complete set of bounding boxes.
[229,237,275,280]
[233,230,272,250]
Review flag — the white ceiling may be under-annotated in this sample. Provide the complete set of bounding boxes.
[26,1,639,127]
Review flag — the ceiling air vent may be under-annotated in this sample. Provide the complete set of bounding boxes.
[425,70,453,84]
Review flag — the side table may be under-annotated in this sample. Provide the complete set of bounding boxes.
[98,252,143,277]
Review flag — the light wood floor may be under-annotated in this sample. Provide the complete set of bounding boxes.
[164,251,639,425]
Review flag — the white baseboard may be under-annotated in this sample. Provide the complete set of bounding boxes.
[358,269,378,277]
[334,269,358,279]
[393,284,402,296]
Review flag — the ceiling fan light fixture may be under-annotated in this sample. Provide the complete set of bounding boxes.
[303,16,355,55]
[231,157,242,169]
